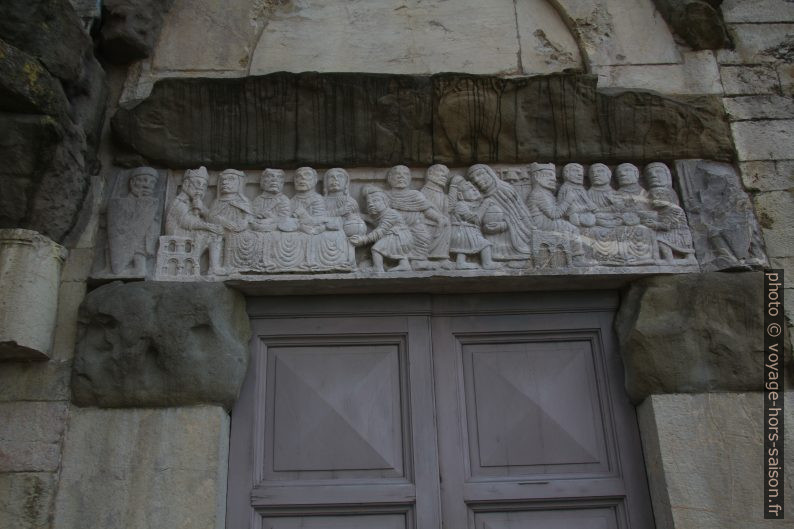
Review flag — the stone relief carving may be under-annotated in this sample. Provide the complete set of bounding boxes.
[676,160,767,271]
[87,161,766,281]
[93,167,165,279]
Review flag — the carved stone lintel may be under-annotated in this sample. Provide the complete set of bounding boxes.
[82,161,765,282]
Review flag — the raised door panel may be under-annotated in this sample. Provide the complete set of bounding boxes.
[432,307,653,529]
[473,505,620,529]
[266,342,406,480]
[463,339,609,477]
[229,313,440,529]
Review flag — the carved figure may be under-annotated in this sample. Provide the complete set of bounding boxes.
[644,162,679,204]
[164,166,225,275]
[291,167,329,234]
[208,169,260,270]
[558,163,596,228]
[420,164,453,265]
[350,186,413,272]
[646,187,696,264]
[252,169,291,232]
[465,164,533,265]
[615,163,652,223]
[105,166,161,276]
[614,163,656,265]
[526,163,587,267]
[386,165,448,269]
[323,168,366,237]
[447,176,497,270]
[499,167,531,202]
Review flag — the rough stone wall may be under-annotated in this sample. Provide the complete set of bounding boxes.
[718,0,794,333]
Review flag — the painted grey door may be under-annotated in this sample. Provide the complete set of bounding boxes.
[227,296,441,529]
[228,293,654,529]
[431,293,654,529]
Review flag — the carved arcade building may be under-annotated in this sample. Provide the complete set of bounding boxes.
[0,1,792,529]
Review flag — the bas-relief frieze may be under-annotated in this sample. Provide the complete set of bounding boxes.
[93,161,752,283]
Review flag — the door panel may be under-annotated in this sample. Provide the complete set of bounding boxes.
[229,294,653,529]
[432,308,653,529]
[229,314,440,529]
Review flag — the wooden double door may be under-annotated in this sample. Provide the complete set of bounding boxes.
[227,293,654,529]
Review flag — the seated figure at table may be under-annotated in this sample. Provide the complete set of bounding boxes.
[323,167,366,237]
[291,167,329,235]
[209,169,259,270]
[252,168,291,232]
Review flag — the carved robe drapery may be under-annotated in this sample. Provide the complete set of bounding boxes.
[107,196,159,274]
[209,196,258,269]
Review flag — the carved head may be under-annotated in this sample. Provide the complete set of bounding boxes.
[562,163,584,185]
[460,179,482,201]
[324,168,350,195]
[128,167,158,197]
[529,162,557,191]
[260,169,285,194]
[183,166,209,198]
[426,164,450,188]
[387,165,412,189]
[616,163,640,187]
[466,164,497,193]
[219,169,246,195]
[644,162,672,189]
[588,163,612,187]
[294,167,318,192]
[363,185,389,214]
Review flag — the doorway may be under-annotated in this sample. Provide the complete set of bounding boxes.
[227,292,654,529]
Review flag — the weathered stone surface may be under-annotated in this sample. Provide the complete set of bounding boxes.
[0,230,66,361]
[754,190,794,258]
[731,120,794,161]
[720,64,781,95]
[152,0,265,72]
[113,73,434,167]
[65,53,108,161]
[53,406,229,529]
[615,272,781,402]
[558,0,680,67]
[676,160,767,271]
[0,39,70,118]
[0,0,91,84]
[0,402,68,472]
[722,0,794,23]
[638,393,794,529]
[249,0,581,75]
[739,161,794,192]
[717,23,794,64]
[432,74,733,164]
[101,0,175,63]
[0,472,56,529]
[0,361,72,402]
[593,51,722,95]
[112,73,734,167]
[73,281,250,409]
[652,0,731,50]
[723,95,794,121]
[24,122,92,243]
